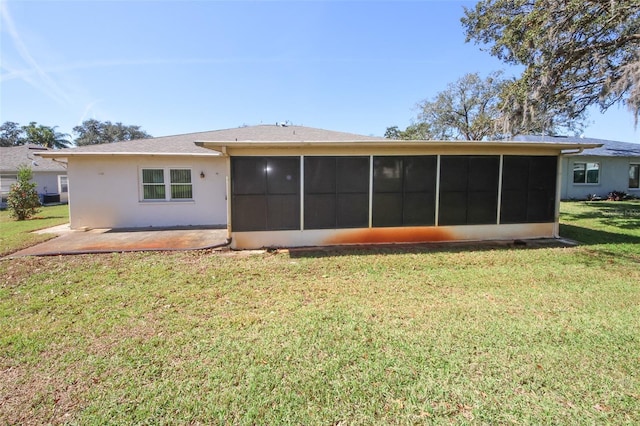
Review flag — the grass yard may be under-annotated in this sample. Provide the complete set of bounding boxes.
[0,204,70,257]
[1,202,639,424]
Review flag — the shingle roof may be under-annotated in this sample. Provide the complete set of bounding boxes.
[0,145,67,172]
[513,135,640,157]
[42,125,386,156]
[38,126,604,158]
[46,131,222,155]
[194,125,387,142]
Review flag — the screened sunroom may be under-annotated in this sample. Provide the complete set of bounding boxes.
[197,139,600,249]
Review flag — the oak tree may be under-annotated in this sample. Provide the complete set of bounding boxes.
[73,119,151,145]
[462,0,640,126]
[386,72,584,141]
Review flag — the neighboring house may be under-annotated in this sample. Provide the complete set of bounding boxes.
[0,144,68,208]
[39,125,600,249]
[514,135,640,200]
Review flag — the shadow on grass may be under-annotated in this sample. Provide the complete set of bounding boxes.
[561,201,640,231]
[287,239,571,259]
[560,224,640,264]
[560,223,640,245]
[31,216,66,220]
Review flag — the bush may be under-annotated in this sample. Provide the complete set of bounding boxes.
[7,165,41,220]
[607,190,629,201]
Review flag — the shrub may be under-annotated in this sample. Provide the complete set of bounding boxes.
[7,165,41,220]
[607,190,629,201]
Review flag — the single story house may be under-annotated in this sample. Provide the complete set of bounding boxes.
[39,125,600,249]
[514,135,640,200]
[0,144,68,208]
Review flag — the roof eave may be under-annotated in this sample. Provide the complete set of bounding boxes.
[195,140,603,151]
[36,152,221,159]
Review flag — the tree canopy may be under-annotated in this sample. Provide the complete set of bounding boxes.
[462,0,640,126]
[73,119,151,146]
[417,72,506,140]
[385,72,584,141]
[0,121,71,148]
[384,123,433,140]
[0,122,23,147]
[22,122,72,149]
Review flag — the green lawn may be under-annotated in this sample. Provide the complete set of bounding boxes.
[1,202,639,424]
[0,204,70,257]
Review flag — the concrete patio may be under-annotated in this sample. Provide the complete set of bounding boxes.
[5,225,230,258]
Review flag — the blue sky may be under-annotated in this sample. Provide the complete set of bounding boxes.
[1,0,638,143]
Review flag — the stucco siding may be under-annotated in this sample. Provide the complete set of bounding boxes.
[561,156,639,200]
[67,156,227,229]
[32,171,68,203]
[231,223,556,249]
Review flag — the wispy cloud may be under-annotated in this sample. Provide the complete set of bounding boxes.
[1,58,222,82]
[0,1,72,105]
[77,99,103,126]
[1,55,444,84]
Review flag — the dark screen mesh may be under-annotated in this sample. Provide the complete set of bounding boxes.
[439,156,500,225]
[304,156,369,229]
[231,157,300,231]
[373,156,437,227]
[501,156,557,223]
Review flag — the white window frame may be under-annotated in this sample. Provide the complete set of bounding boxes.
[58,175,68,194]
[629,163,640,189]
[572,161,600,185]
[0,174,18,195]
[139,167,193,202]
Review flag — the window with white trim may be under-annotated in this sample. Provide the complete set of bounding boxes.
[58,175,68,194]
[141,168,192,201]
[0,174,17,195]
[630,164,640,189]
[573,162,599,184]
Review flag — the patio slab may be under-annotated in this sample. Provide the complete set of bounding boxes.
[5,225,230,258]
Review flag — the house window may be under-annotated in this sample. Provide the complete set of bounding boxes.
[231,157,300,231]
[170,169,192,199]
[372,156,437,227]
[58,175,68,194]
[304,156,370,229]
[1,174,17,195]
[573,162,599,184]
[630,164,640,189]
[141,168,192,201]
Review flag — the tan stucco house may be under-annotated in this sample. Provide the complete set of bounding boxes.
[38,125,600,249]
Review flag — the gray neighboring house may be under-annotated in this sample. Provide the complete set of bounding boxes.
[0,144,69,208]
[514,135,640,200]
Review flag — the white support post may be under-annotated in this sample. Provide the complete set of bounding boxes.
[435,155,441,226]
[496,155,504,225]
[554,155,563,238]
[368,155,374,228]
[300,155,305,231]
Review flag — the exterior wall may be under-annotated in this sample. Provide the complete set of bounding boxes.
[231,223,556,249]
[0,171,68,206]
[561,156,640,200]
[33,171,69,203]
[67,156,226,229]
